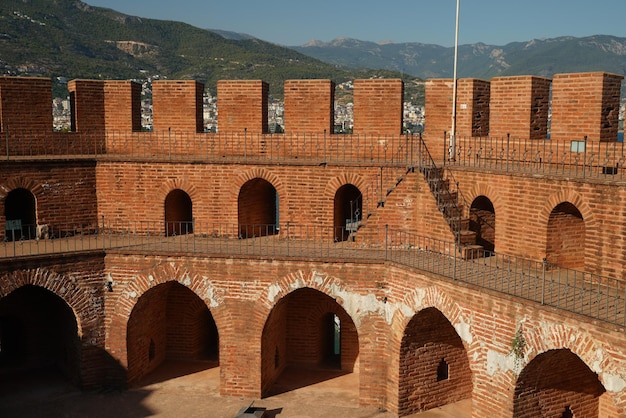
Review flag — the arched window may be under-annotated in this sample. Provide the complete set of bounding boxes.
[164,189,193,236]
[333,184,362,242]
[238,178,278,238]
[4,188,36,241]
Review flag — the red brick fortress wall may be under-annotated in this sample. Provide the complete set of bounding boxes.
[284,79,335,134]
[551,72,624,142]
[353,78,403,135]
[152,80,204,133]
[217,80,269,134]
[490,76,551,140]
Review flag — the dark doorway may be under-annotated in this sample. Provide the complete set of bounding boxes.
[322,312,341,368]
[126,282,218,386]
[333,184,362,242]
[261,288,359,398]
[4,188,36,241]
[164,189,193,236]
[469,196,495,252]
[0,285,81,387]
[546,202,585,269]
[238,178,278,239]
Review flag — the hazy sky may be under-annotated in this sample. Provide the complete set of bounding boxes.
[86,0,626,47]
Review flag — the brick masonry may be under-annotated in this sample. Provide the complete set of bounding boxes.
[0,74,626,417]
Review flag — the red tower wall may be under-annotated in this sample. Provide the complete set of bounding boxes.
[490,76,551,140]
[551,72,624,142]
[217,80,269,134]
[0,76,52,133]
[284,79,335,134]
[353,78,403,135]
[152,80,204,133]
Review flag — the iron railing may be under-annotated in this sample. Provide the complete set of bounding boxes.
[1,220,624,327]
[446,134,626,180]
[4,130,626,182]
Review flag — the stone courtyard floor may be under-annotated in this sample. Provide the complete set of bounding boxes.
[0,361,471,418]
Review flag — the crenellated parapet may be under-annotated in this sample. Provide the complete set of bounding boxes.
[425,71,624,142]
[0,72,623,143]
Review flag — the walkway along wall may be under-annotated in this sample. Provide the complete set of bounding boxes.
[1,74,626,417]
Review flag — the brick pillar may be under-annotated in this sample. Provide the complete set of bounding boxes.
[489,76,551,140]
[425,78,488,137]
[551,72,624,142]
[284,79,334,134]
[455,78,490,138]
[424,79,453,140]
[217,80,268,134]
[68,79,105,132]
[152,80,204,133]
[0,76,52,132]
[353,79,403,134]
[104,80,141,132]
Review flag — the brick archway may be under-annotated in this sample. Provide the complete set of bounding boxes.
[0,267,92,337]
[540,190,593,269]
[520,322,625,416]
[155,178,199,204]
[0,267,100,387]
[108,261,226,368]
[0,177,44,240]
[257,271,364,398]
[231,168,285,201]
[387,286,474,415]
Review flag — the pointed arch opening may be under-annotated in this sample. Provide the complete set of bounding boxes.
[0,285,81,393]
[514,349,605,417]
[4,188,37,241]
[164,189,193,236]
[333,184,362,242]
[238,178,278,239]
[126,282,218,386]
[398,307,472,416]
[261,288,359,398]
[469,195,495,253]
[546,202,585,269]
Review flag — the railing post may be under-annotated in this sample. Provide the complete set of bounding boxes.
[5,125,9,160]
[541,257,547,305]
[443,131,447,167]
[453,235,457,280]
[506,133,510,172]
[168,127,172,161]
[286,221,290,257]
[583,135,587,178]
[324,129,327,163]
[101,215,105,249]
[385,224,388,260]
[192,217,196,252]
[379,167,383,206]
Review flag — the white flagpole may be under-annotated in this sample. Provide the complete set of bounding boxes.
[449,0,460,161]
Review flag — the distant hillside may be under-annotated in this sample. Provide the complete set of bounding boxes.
[291,36,626,80]
[0,0,421,99]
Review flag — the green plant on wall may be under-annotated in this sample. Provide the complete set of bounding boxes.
[509,327,526,368]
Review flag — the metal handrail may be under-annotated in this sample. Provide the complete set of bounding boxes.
[1,220,624,327]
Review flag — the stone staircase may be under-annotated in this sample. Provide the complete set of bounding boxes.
[353,135,486,258]
[419,165,484,259]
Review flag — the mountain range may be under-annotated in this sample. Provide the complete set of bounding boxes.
[290,36,626,80]
[1,0,626,102]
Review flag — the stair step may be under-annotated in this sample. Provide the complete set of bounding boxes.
[458,230,477,245]
[461,244,484,260]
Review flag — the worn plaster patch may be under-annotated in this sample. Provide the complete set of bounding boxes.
[486,349,514,376]
[602,373,626,392]
[181,273,191,286]
[267,282,282,304]
[455,320,472,345]
[204,285,220,308]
